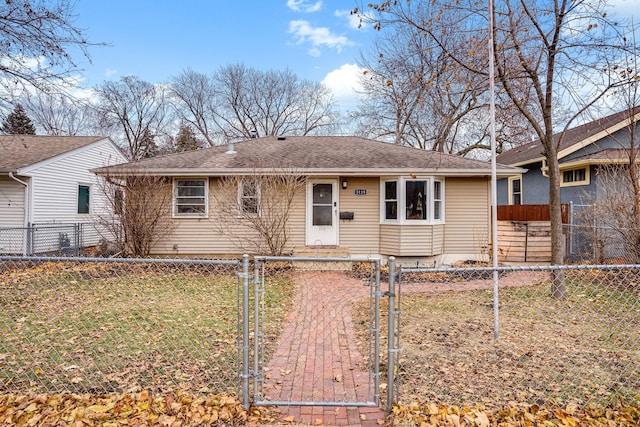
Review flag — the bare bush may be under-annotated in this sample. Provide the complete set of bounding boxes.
[211,169,306,256]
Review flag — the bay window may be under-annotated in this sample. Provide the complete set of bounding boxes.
[381,177,444,223]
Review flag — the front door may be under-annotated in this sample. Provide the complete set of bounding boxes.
[306,180,338,246]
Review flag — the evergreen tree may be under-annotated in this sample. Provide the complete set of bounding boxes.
[140,128,159,159]
[174,124,200,152]
[1,104,36,134]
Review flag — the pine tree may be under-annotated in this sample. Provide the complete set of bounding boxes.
[174,124,200,152]
[1,104,36,134]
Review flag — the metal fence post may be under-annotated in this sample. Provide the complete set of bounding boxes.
[27,223,33,256]
[373,258,381,405]
[387,256,396,412]
[241,254,250,409]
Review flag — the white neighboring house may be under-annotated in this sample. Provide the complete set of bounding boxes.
[0,135,128,255]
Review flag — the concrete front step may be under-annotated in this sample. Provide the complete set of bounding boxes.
[292,246,352,270]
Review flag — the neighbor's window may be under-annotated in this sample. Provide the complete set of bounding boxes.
[405,180,427,220]
[561,167,589,186]
[77,185,90,214]
[240,179,259,215]
[384,181,398,220]
[174,178,207,217]
[510,177,522,205]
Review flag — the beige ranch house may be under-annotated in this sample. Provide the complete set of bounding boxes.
[98,136,521,265]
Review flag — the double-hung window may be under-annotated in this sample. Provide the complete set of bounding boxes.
[433,180,443,220]
[174,178,207,217]
[384,181,398,220]
[382,177,445,223]
[509,176,522,205]
[239,179,259,215]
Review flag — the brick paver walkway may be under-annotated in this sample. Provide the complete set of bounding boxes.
[262,270,386,426]
[260,268,548,426]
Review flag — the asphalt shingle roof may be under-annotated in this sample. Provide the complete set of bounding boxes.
[0,135,106,172]
[496,107,640,166]
[97,136,517,176]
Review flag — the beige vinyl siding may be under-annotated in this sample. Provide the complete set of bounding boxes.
[399,225,434,256]
[155,177,307,256]
[443,177,490,254]
[285,187,306,250]
[0,176,25,228]
[380,224,400,254]
[380,224,443,256]
[337,177,380,255]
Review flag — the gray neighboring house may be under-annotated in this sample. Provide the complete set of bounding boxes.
[97,135,522,265]
[496,107,640,207]
[0,135,128,254]
[496,107,640,261]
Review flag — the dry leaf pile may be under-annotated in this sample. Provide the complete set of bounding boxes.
[0,391,283,426]
[388,401,640,426]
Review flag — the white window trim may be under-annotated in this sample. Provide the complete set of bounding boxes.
[508,175,523,205]
[560,166,590,187]
[380,177,445,224]
[433,179,444,223]
[173,178,209,218]
[237,179,261,217]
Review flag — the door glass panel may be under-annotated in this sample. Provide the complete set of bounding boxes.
[313,206,332,226]
[312,183,333,226]
[313,184,332,204]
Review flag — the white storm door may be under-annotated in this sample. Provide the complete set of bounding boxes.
[306,180,338,246]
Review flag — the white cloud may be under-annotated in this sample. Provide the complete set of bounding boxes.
[286,0,322,13]
[321,63,364,110]
[104,68,119,79]
[288,20,354,55]
[606,0,640,20]
[334,9,375,30]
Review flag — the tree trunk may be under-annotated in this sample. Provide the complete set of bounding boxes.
[547,148,566,298]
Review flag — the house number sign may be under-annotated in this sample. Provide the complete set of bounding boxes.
[354,189,367,196]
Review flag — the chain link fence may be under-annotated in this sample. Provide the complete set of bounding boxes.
[248,257,381,407]
[0,224,85,256]
[1,255,639,412]
[390,263,640,409]
[0,256,248,396]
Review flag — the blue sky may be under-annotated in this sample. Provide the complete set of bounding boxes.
[70,0,638,112]
[73,0,374,110]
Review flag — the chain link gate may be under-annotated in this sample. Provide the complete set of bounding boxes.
[239,255,395,408]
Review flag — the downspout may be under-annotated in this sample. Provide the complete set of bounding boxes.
[8,172,29,226]
[9,172,30,255]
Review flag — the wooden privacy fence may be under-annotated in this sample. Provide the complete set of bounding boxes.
[497,204,570,223]
[496,204,569,263]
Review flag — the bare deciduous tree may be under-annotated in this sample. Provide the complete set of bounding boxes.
[360,0,637,291]
[20,91,97,135]
[0,0,100,101]
[96,173,174,257]
[211,170,307,256]
[171,64,338,145]
[169,69,219,147]
[353,4,532,158]
[578,61,640,262]
[94,76,170,160]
